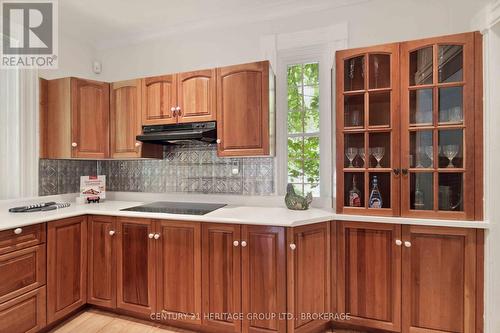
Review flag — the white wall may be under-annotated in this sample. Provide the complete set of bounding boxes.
[96,0,488,81]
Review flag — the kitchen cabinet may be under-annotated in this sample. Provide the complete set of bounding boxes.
[336,222,401,332]
[116,217,156,315]
[142,74,177,125]
[201,223,242,332]
[241,225,286,333]
[0,224,45,255]
[156,220,202,325]
[216,61,274,157]
[87,215,116,309]
[41,78,110,159]
[402,225,477,333]
[47,216,87,323]
[286,223,331,333]
[336,32,483,220]
[0,287,46,333]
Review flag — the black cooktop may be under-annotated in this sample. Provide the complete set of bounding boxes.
[121,201,226,215]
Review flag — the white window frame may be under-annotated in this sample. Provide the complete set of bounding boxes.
[264,24,347,208]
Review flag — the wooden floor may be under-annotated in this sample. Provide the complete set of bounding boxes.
[49,309,362,333]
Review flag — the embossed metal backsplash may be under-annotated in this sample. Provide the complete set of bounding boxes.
[39,144,275,196]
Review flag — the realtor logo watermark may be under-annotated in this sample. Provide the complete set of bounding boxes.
[1,0,58,68]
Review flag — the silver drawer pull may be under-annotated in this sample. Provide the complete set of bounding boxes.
[14,228,22,235]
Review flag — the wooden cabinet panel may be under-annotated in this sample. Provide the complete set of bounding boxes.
[110,80,143,158]
[39,78,49,158]
[0,244,45,304]
[241,225,286,333]
[0,287,46,333]
[201,223,242,332]
[287,223,331,333]
[88,215,116,309]
[177,69,216,123]
[116,218,156,315]
[337,222,401,332]
[44,78,72,159]
[47,216,87,323]
[142,75,177,125]
[402,226,476,333]
[0,224,45,255]
[71,78,110,158]
[216,61,272,157]
[156,220,201,325]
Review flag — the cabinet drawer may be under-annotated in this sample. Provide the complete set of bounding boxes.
[0,286,46,333]
[0,245,46,304]
[0,224,46,255]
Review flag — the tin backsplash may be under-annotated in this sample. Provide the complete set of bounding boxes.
[39,144,275,196]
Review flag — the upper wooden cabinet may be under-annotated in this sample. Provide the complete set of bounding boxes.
[41,77,110,159]
[336,32,483,220]
[142,70,216,126]
[216,61,274,157]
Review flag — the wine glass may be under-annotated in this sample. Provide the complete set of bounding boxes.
[358,147,366,167]
[371,147,385,168]
[442,145,459,168]
[415,147,425,168]
[346,147,358,168]
[424,146,433,168]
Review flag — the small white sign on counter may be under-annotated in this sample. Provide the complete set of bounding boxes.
[80,175,106,202]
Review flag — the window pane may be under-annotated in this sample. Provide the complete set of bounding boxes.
[287,65,302,86]
[304,63,319,85]
[303,137,320,184]
[303,85,319,111]
[304,109,319,133]
[410,47,433,85]
[288,111,303,134]
[438,45,463,83]
[287,85,303,112]
[287,137,303,184]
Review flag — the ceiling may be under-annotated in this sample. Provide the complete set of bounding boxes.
[59,0,368,49]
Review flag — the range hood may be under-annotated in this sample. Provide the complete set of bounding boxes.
[136,121,217,145]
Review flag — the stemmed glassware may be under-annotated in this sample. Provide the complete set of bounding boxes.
[442,145,459,168]
[424,146,434,168]
[415,147,425,168]
[346,147,358,168]
[358,148,366,167]
[371,147,385,168]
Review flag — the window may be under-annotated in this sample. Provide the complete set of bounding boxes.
[286,62,320,196]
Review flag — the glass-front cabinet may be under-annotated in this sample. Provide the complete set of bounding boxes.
[336,32,482,220]
[336,43,400,216]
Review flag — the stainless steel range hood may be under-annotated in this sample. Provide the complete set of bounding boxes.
[136,121,217,145]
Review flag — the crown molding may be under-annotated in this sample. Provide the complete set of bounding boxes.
[490,0,500,27]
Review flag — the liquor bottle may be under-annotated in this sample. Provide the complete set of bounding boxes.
[369,176,383,208]
[348,176,361,207]
[414,179,425,210]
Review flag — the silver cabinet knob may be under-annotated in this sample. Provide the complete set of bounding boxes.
[71,142,78,147]
[241,241,247,247]
[404,241,412,248]
[135,142,141,147]
[154,233,160,240]
[148,233,154,239]
[14,228,22,235]
[289,243,296,250]
[395,239,402,246]
[216,139,221,144]
[175,106,181,111]
[170,107,176,112]
[233,241,239,247]
[109,230,115,236]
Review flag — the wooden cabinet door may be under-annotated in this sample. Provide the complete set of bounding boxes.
[0,287,46,333]
[216,61,271,157]
[402,225,476,333]
[156,220,201,325]
[201,223,242,333]
[287,223,331,333]
[177,69,216,123]
[71,78,110,158]
[88,215,116,309]
[47,216,87,323]
[337,221,402,332]
[241,225,286,333]
[142,75,177,125]
[116,217,156,315]
[110,80,143,158]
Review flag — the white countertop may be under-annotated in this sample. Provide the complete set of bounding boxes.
[0,194,489,232]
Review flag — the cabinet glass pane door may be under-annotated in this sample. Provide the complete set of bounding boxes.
[402,39,472,219]
[338,45,399,216]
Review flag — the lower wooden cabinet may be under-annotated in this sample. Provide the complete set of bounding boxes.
[156,220,202,325]
[116,217,156,315]
[337,222,402,332]
[0,287,46,333]
[87,215,116,308]
[287,222,331,333]
[47,216,87,323]
[402,226,477,333]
